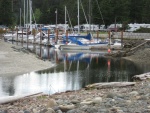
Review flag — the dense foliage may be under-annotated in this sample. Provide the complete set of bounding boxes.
[0,0,150,27]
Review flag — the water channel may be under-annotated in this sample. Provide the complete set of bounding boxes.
[1,42,150,97]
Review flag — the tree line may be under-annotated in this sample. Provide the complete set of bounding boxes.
[0,0,150,29]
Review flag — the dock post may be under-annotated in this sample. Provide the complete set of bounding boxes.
[33,28,35,44]
[22,28,23,46]
[121,31,123,48]
[55,28,58,44]
[27,28,29,42]
[48,29,50,46]
[97,31,99,42]
[66,30,68,44]
[108,31,111,47]
[17,28,18,45]
[40,29,42,45]
[27,28,29,49]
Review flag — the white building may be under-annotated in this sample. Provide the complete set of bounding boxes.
[74,24,99,31]
[126,23,150,32]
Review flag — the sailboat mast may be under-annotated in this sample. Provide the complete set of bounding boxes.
[24,0,25,27]
[89,0,91,32]
[77,0,80,34]
[29,0,32,31]
[20,8,21,27]
[26,0,28,28]
[65,6,66,33]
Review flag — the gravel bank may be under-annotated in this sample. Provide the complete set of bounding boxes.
[0,78,150,113]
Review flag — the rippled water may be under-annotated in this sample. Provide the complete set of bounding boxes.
[0,43,150,97]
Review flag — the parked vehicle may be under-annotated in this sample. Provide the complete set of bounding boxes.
[107,24,122,32]
[99,25,107,31]
[125,23,150,32]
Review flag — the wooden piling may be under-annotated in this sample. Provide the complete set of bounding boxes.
[121,31,123,48]
[40,29,42,45]
[97,31,99,42]
[48,29,50,45]
[66,30,68,43]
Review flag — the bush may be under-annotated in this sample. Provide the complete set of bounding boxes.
[134,27,150,33]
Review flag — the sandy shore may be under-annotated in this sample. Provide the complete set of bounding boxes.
[0,37,55,77]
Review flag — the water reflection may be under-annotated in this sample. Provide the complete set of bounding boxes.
[1,42,150,97]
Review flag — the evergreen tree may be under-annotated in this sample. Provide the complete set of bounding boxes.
[0,0,14,26]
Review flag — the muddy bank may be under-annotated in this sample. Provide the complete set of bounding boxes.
[0,38,55,76]
[123,48,150,65]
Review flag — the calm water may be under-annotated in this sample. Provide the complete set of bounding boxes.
[0,43,150,97]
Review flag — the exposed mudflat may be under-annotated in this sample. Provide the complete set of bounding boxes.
[0,37,55,76]
[123,41,150,65]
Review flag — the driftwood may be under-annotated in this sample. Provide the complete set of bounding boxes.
[132,72,150,81]
[130,41,148,51]
[85,82,136,89]
[0,92,43,105]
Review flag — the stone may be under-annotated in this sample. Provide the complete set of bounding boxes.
[80,101,93,105]
[59,104,75,112]
[92,97,102,104]
[106,92,118,98]
[45,108,56,113]
[47,99,57,108]
[55,110,62,113]
[129,91,139,96]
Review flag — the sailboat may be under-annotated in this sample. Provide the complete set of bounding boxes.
[55,0,109,50]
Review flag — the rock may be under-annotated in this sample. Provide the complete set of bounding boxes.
[129,91,139,96]
[32,108,38,113]
[24,110,30,113]
[47,99,57,108]
[55,110,62,113]
[59,104,75,112]
[147,106,150,109]
[45,108,56,113]
[66,109,82,113]
[80,101,93,105]
[18,111,24,113]
[70,100,80,104]
[106,92,118,98]
[92,97,102,104]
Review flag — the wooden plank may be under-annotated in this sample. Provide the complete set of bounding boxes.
[132,72,150,80]
[85,82,136,89]
[0,92,43,105]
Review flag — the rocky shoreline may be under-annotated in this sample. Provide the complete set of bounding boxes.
[0,36,150,113]
[0,78,150,113]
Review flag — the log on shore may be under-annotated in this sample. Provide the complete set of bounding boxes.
[85,82,136,89]
[132,72,150,81]
[0,92,43,105]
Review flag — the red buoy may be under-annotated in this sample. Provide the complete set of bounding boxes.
[108,49,111,53]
